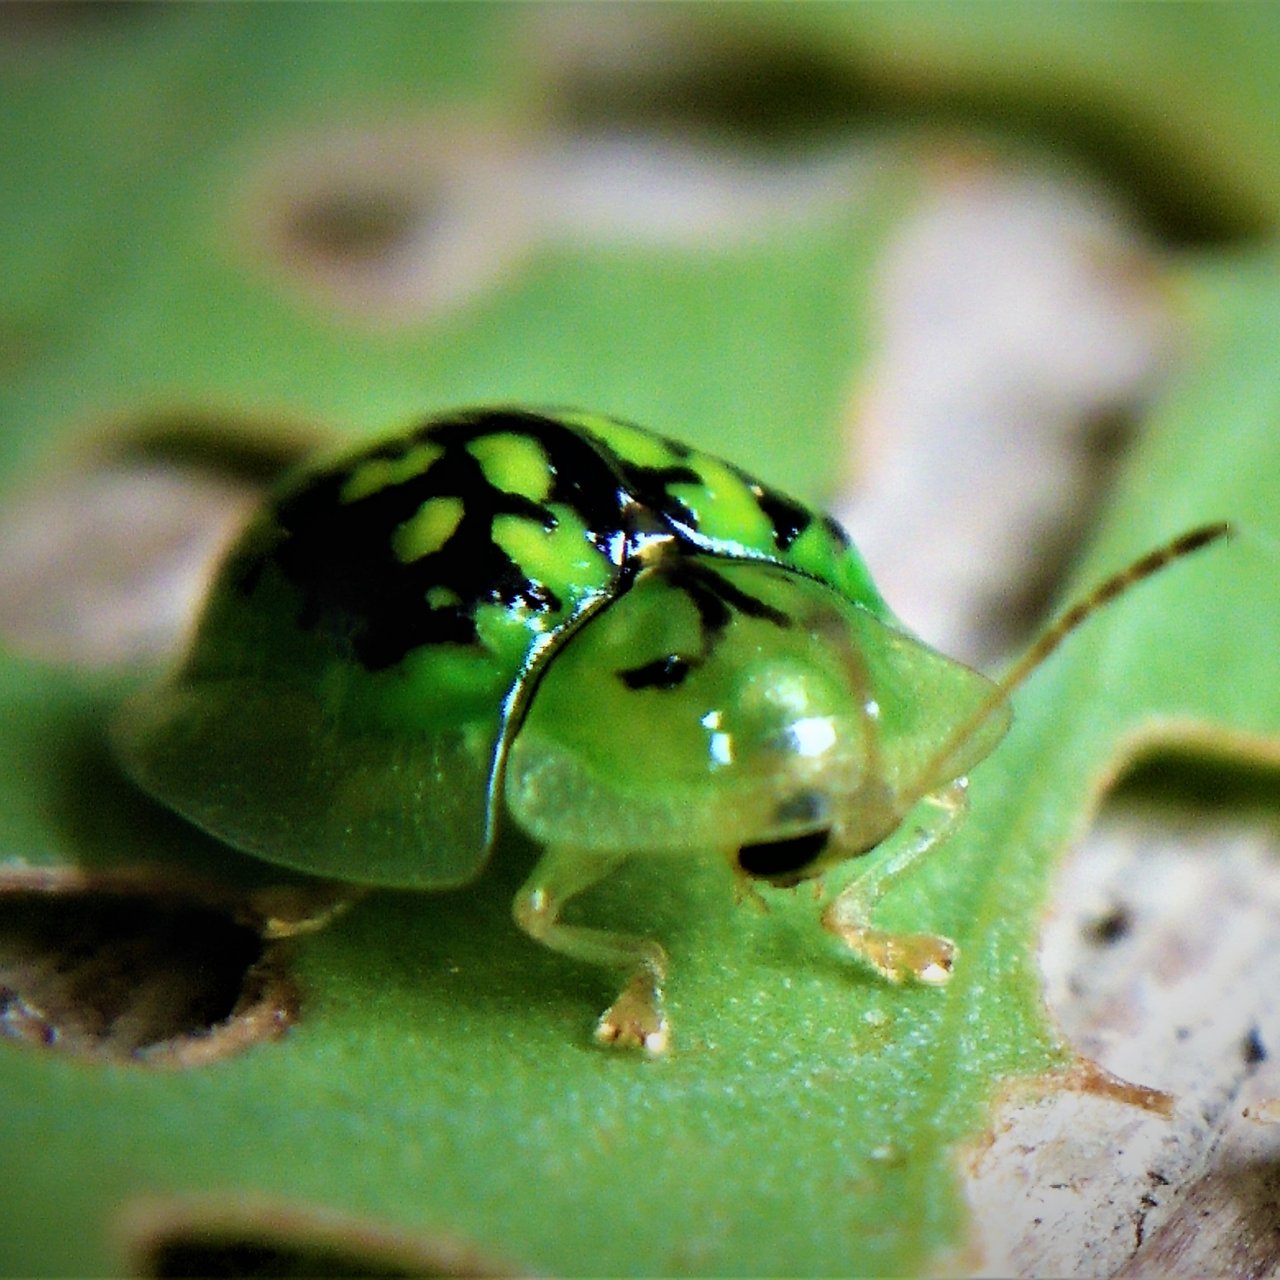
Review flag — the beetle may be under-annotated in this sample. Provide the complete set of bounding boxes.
[113,407,1229,1052]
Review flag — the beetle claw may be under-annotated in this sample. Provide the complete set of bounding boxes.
[824,914,957,986]
[731,873,770,914]
[247,882,367,938]
[595,975,670,1055]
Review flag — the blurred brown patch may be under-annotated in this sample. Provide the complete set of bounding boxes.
[0,867,299,1067]
[0,414,319,668]
[239,117,534,325]
[535,5,1269,245]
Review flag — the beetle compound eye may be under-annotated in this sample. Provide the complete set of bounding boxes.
[737,828,830,886]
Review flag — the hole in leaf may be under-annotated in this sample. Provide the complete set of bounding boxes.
[1111,752,1280,821]
[531,11,876,246]
[0,415,317,668]
[1043,748,1280,1095]
[145,1238,417,1279]
[284,189,426,266]
[538,7,1266,245]
[972,406,1139,655]
[124,1198,518,1279]
[0,873,297,1066]
[243,120,533,323]
[968,752,1280,1274]
[542,10,871,148]
[839,163,1169,664]
[115,415,321,488]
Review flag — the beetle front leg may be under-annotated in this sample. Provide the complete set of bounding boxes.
[513,845,670,1054]
[823,779,969,985]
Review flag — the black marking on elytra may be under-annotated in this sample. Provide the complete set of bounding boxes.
[620,444,815,557]
[616,462,705,535]
[720,457,815,553]
[615,560,791,692]
[755,485,814,552]
[821,513,850,549]
[232,408,824,675]
[693,562,791,628]
[239,411,631,671]
[675,561,734,637]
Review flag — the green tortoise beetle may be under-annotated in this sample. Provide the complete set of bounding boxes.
[113,407,1230,1053]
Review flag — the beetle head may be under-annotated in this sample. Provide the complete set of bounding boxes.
[504,557,1007,867]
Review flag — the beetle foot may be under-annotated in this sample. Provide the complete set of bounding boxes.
[731,874,770,914]
[246,882,367,938]
[826,918,957,986]
[595,974,670,1054]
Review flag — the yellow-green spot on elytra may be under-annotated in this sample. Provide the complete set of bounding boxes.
[569,411,680,469]
[341,441,443,503]
[467,433,552,504]
[474,599,553,665]
[392,496,464,562]
[669,457,775,553]
[786,518,848,585]
[491,507,612,602]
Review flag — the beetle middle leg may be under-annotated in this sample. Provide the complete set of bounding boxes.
[822,778,969,984]
[513,845,670,1054]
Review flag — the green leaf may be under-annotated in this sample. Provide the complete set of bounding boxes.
[2,8,1279,1276]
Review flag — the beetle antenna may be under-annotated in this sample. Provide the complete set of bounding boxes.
[914,521,1234,791]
